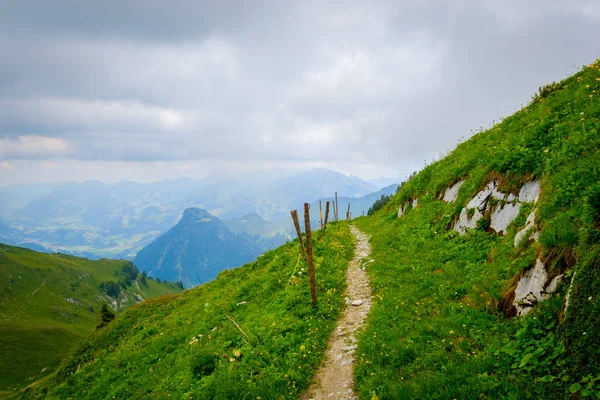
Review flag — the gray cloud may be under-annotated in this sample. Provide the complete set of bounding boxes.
[1,0,599,184]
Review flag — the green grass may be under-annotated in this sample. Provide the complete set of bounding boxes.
[352,59,600,399]
[0,244,181,394]
[19,223,354,399]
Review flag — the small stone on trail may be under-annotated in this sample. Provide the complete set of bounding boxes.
[351,300,364,306]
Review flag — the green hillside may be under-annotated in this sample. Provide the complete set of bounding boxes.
[14,59,600,400]
[353,59,600,398]
[18,224,354,399]
[0,244,181,396]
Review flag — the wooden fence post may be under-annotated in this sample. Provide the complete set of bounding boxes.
[335,192,339,221]
[346,203,350,221]
[290,210,305,259]
[319,201,323,228]
[304,203,317,307]
[324,201,330,230]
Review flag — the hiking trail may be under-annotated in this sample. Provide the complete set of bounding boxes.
[303,225,372,400]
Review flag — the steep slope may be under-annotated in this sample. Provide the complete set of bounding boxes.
[0,244,181,394]
[353,59,600,398]
[133,208,263,287]
[20,224,354,399]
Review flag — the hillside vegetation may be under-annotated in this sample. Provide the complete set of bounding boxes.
[0,244,181,396]
[354,59,600,398]
[19,224,354,399]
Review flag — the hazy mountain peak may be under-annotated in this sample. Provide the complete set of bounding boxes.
[182,207,213,222]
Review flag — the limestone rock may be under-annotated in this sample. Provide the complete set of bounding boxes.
[514,209,536,246]
[453,207,482,235]
[490,202,521,234]
[442,180,464,203]
[412,198,418,208]
[513,259,548,316]
[519,179,541,202]
[397,203,407,218]
[546,274,564,294]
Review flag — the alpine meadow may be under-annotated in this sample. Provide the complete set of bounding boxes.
[9,59,600,399]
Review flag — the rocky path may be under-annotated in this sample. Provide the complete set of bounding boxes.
[302,225,372,400]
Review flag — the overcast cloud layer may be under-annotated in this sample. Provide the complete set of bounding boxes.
[1,0,599,184]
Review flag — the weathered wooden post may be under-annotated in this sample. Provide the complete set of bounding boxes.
[324,201,330,230]
[290,210,305,259]
[335,192,339,221]
[346,203,350,221]
[303,203,317,307]
[319,201,323,228]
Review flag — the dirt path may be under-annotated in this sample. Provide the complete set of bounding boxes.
[302,225,372,400]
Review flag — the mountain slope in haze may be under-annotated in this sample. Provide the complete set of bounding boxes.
[352,59,600,398]
[133,208,263,287]
[20,224,354,399]
[0,244,181,394]
[0,169,379,259]
[268,168,377,219]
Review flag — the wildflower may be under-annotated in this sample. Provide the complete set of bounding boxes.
[450,330,455,334]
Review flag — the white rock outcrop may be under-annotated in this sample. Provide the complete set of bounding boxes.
[442,181,464,203]
[519,179,541,202]
[490,202,521,234]
[397,203,407,218]
[512,259,563,316]
[454,179,542,237]
[546,274,564,295]
[514,209,537,247]
[513,259,548,316]
[454,181,508,235]
[412,198,418,208]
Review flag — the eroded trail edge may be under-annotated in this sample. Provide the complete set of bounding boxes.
[303,225,372,400]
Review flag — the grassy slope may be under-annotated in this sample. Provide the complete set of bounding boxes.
[354,59,600,399]
[20,223,354,399]
[0,244,180,395]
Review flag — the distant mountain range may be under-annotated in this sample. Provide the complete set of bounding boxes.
[133,208,264,287]
[0,169,399,259]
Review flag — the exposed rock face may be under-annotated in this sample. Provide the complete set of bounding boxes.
[512,260,563,316]
[442,181,464,203]
[546,274,564,295]
[519,179,541,202]
[490,202,521,234]
[513,259,548,316]
[514,209,537,247]
[454,181,507,235]
[397,204,406,218]
[398,199,417,218]
[454,178,541,237]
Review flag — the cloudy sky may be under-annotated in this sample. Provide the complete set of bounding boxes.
[1,0,599,185]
